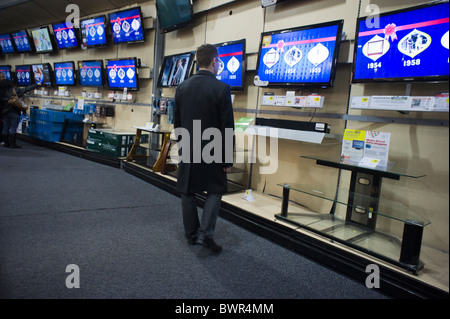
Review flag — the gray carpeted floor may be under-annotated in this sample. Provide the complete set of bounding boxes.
[0,141,388,299]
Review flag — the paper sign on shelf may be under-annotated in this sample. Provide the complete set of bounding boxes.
[341,129,366,162]
[364,131,390,167]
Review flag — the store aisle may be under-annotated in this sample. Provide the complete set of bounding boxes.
[0,142,388,299]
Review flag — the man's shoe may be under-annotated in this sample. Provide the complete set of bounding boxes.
[196,237,222,252]
[185,235,197,245]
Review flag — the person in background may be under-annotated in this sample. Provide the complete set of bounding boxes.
[174,44,235,252]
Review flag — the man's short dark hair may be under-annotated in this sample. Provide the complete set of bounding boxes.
[196,44,218,68]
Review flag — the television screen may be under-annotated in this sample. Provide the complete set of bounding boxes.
[0,65,12,80]
[11,30,33,53]
[106,58,139,90]
[52,21,79,49]
[54,61,76,86]
[0,33,15,54]
[15,65,32,86]
[255,20,344,87]
[31,63,53,86]
[109,7,145,44]
[214,39,246,90]
[352,1,449,83]
[31,27,55,53]
[80,15,107,48]
[78,60,104,87]
[155,0,194,33]
[157,51,195,87]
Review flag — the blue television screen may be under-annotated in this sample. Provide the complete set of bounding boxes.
[0,65,12,80]
[0,33,15,54]
[11,30,33,53]
[214,39,246,90]
[80,15,107,48]
[31,63,53,86]
[15,65,32,86]
[106,58,139,90]
[109,7,144,44]
[52,21,78,49]
[352,1,449,83]
[255,20,343,87]
[54,62,75,86]
[78,60,104,87]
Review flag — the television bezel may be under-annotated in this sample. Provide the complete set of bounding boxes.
[0,33,15,54]
[52,20,80,50]
[255,19,344,88]
[351,1,449,84]
[0,65,12,80]
[78,59,105,88]
[108,6,146,45]
[156,51,195,88]
[31,63,54,86]
[30,26,56,54]
[155,0,195,34]
[53,61,76,86]
[14,64,32,86]
[10,29,34,53]
[106,57,140,91]
[213,38,247,91]
[80,14,109,49]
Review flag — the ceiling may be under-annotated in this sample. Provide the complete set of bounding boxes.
[0,0,149,33]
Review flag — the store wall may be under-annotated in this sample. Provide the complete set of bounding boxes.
[1,0,448,251]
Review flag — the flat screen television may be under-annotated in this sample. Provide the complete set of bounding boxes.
[106,57,139,90]
[157,51,195,87]
[30,27,55,53]
[52,21,79,50]
[31,63,53,86]
[214,39,246,90]
[78,60,104,87]
[0,65,12,80]
[352,1,449,83]
[261,0,288,7]
[155,0,194,33]
[108,7,145,44]
[80,15,108,48]
[0,33,15,54]
[54,61,76,86]
[255,19,344,88]
[11,29,33,53]
[15,65,32,86]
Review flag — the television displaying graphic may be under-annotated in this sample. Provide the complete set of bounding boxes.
[78,60,104,87]
[0,33,15,54]
[214,39,246,90]
[0,65,12,80]
[352,1,449,83]
[15,65,32,86]
[106,58,139,90]
[255,20,344,87]
[52,21,79,49]
[157,51,195,87]
[80,15,107,48]
[155,0,194,33]
[11,30,33,53]
[54,62,75,86]
[31,27,55,53]
[109,7,145,44]
[31,63,53,86]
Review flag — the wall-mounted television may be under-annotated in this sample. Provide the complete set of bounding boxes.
[155,0,194,33]
[11,30,33,53]
[157,51,195,87]
[0,33,15,54]
[52,21,79,50]
[54,61,76,86]
[255,20,344,88]
[15,65,32,86]
[30,26,55,53]
[78,60,104,87]
[352,1,449,83]
[0,65,12,80]
[261,0,289,7]
[214,39,246,91]
[80,15,108,48]
[106,57,139,90]
[108,7,145,44]
[31,63,53,86]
